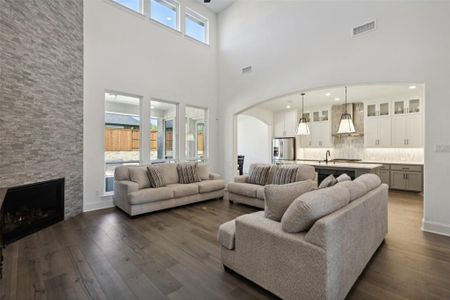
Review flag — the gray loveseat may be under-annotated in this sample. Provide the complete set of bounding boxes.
[114,163,225,216]
[226,163,316,208]
[218,174,388,300]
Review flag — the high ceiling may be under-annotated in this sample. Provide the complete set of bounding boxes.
[257,84,424,112]
[196,0,235,13]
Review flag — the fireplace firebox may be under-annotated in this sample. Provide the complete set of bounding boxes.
[0,178,65,277]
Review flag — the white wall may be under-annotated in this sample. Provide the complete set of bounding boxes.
[237,114,271,173]
[84,0,218,211]
[217,1,450,235]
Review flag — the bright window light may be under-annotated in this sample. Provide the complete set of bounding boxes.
[185,10,208,43]
[113,0,142,12]
[151,0,179,30]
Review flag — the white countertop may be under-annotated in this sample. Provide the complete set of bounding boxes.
[279,161,383,170]
[361,160,424,166]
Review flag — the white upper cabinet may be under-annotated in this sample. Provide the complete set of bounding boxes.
[393,98,421,115]
[364,101,391,147]
[274,109,299,137]
[300,106,331,148]
[391,113,423,147]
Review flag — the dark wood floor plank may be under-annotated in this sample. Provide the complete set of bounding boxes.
[2,192,450,300]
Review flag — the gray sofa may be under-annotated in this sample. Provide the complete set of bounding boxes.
[114,163,225,216]
[226,163,316,208]
[218,174,388,300]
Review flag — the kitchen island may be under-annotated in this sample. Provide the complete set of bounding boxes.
[277,160,382,183]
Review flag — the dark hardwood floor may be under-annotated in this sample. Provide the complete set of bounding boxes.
[1,191,450,300]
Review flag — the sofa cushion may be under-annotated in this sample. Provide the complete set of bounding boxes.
[218,220,236,250]
[128,167,151,189]
[355,173,382,191]
[338,180,367,202]
[271,166,298,185]
[177,163,202,184]
[198,163,210,180]
[248,165,271,185]
[256,187,265,200]
[198,180,225,193]
[167,183,199,198]
[264,180,316,221]
[147,166,166,188]
[336,173,351,182]
[114,165,130,181]
[281,184,351,233]
[266,165,279,184]
[227,182,261,198]
[318,174,337,189]
[128,187,174,205]
[157,163,179,185]
[295,165,316,182]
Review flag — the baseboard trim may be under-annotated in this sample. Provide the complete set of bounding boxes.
[421,219,450,237]
[83,199,114,212]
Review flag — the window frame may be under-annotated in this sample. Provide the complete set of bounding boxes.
[184,8,209,44]
[150,98,179,163]
[104,90,143,195]
[185,105,209,162]
[150,0,181,31]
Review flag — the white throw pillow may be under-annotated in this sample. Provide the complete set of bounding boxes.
[336,173,351,182]
[318,174,337,189]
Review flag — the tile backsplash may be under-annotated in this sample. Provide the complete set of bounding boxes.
[296,136,424,163]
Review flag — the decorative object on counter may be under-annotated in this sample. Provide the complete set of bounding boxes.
[337,86,356,134]
[296,92,310,135]
[318,174,338,188]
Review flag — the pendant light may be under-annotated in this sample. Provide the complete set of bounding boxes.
[296,92,310,135]
[337,86,356,134]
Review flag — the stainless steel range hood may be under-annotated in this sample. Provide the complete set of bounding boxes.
[331,102,364,136]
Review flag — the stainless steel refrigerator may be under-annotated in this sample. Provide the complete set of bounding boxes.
[272,137,296,162]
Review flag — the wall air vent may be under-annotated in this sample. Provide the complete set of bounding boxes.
[352,20,376,37]
[242,66,252,74]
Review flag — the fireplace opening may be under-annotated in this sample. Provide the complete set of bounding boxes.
[1,178,64,245]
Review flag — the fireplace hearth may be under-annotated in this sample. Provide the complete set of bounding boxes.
[0,178,65,277]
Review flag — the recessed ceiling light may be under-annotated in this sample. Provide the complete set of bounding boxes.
[334,97,340,101]
[286,105,291,109]
[409,85,417,90]
[325,93,331,97]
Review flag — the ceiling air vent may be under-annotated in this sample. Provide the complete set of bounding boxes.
[242,66,252,74]
[352,20,376,37]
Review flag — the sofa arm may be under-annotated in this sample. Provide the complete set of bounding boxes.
[234,175,249,183]
[115,180,139,194]
[232,212,327,299]
[209,172,222,180]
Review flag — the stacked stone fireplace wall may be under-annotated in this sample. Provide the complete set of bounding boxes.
[0,0,83,217]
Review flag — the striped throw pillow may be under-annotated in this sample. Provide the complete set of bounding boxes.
[248,166,271,185]
[147,166,166,188]
[272,166,298,185]
[177,163,202,184]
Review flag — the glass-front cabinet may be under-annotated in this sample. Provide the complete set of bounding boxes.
[394,99,420,115]
[367,102,390,117]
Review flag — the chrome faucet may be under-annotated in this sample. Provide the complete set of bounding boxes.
[325,150,331,164]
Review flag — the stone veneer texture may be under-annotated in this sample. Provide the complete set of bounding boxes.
[0,0,83,217]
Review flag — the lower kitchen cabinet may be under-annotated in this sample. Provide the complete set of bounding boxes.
[390,171,423,192]
[378,169,390,185]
